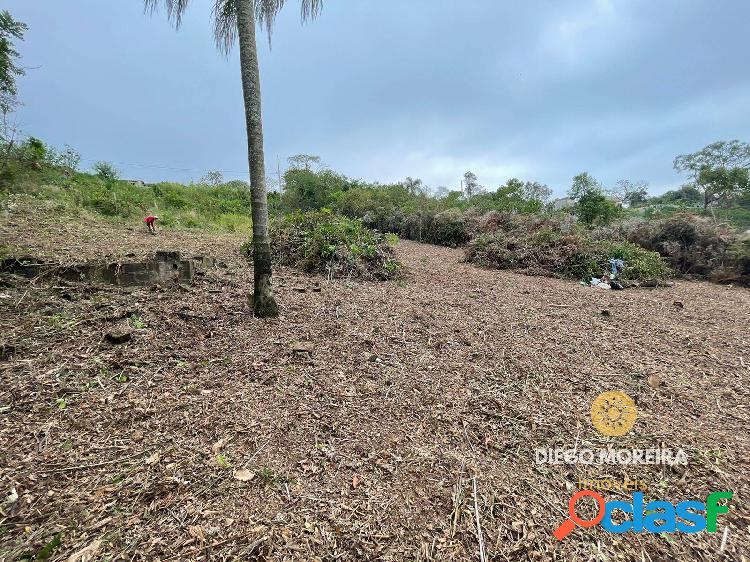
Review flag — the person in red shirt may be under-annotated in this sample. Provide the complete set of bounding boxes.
[144,215,159,235]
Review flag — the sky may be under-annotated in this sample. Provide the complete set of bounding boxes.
[6,0,750,196]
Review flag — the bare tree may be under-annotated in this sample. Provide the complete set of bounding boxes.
[403,177,423,196]
[610,179,649,206]
[287,154,322,171]
[522,181,552,204]
[144,0,322,317]
[463,171,480,199]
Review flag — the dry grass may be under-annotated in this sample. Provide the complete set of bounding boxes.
[1,208,749,561]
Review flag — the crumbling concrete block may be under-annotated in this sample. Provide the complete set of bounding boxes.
[1,251,198,287]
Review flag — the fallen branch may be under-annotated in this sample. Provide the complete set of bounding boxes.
[472,476,486,562]
[44,452,146,473]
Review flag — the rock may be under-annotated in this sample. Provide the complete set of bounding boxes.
[647,374,662,389]
[673,301,684,309]
[234,469,255,482]
[105,330,133,345]
[132,430,144,443]
[291,341,314,354]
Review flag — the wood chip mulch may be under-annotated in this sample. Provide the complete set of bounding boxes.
[1,210,748,561]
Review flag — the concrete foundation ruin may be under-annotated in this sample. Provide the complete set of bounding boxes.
[1,250,200,286]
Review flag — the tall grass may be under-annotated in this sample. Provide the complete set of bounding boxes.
[1,164,254,233]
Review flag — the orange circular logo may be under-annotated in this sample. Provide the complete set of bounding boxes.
[591,391,637,436]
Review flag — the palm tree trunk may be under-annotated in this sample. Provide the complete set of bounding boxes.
[236,0,279,318]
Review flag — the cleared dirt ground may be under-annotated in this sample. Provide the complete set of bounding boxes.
[1,210,749,561]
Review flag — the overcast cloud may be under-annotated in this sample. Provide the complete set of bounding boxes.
[6,0,750,196]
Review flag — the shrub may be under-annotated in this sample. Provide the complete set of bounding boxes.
[92,161,119,181]
[19,137,46,165]
[465,215,670,282]
[575,191,622,226]
[589,240,671,280]
[622,214,737,276]
[258,209,401,280]
[429,208,470,247]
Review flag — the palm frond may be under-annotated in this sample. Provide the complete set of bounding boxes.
[213,0,238,54]
[298,0,324,24]
[143,0,192,28]
[146,0,323,52]
[254,0,323,43]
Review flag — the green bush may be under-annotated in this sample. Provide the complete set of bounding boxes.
[92,161,120,181]
[429,208,470,247]
[465,218,670,282]
[589,240,671,280]
[575,191,622,226]
[258,209,401,280]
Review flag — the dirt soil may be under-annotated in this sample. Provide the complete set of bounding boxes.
[1,210,749,561]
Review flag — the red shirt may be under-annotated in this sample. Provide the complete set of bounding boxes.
[144,216,157,224]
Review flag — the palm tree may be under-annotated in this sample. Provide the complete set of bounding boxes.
[144,0,322,317]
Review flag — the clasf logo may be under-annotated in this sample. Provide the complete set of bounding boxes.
[554,490,732,540]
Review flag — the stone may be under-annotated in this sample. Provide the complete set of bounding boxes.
[105,330,133,345]
[290,341,314,354]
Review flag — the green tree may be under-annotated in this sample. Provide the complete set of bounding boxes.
[281,168,350,211]
[569,172,619,226]
[0,10,27,113]
[576,191,620,226]
[569,172,602,200]
[145,0,322,317]
[93,161,120,181]
[496,178,528,209]
[696,166,750,210]
[674,140,750,210]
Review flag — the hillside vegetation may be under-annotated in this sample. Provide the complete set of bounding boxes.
[1,138,749,285]
[1,145,255,232]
